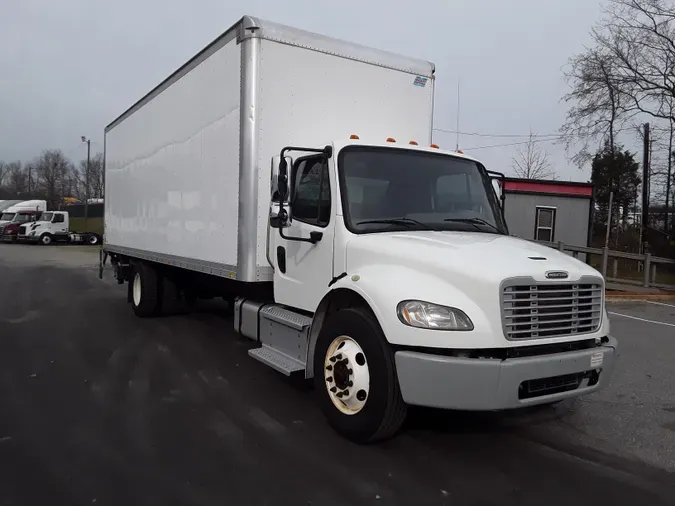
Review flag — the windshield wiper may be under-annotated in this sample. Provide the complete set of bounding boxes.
[356,218,433,230]
[443,217,502,233]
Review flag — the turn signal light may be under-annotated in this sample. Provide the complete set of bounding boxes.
[409,140,418,145]
[456,149,464,154]
[386,137,396,143]
[430,143,440,149]
[350,134,360,139]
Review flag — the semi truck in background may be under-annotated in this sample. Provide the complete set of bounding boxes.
[0,200,47,242]
[18,202,104,245]
[101,16,617,442]
[19,209,103,245]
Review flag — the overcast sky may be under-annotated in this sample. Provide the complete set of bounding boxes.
[0,0,609,180]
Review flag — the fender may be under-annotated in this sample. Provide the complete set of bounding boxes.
[304,264,501,378]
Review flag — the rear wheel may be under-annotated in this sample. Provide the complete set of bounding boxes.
[131,262,160,317]
[313,307,407,443]
[87,234,100,245]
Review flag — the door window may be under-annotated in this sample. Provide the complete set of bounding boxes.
[53,214,65,224]
[291,157,331,227]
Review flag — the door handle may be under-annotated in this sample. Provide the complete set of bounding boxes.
[276,246,286,273]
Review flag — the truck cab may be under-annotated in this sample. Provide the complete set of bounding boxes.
[20,211,69,244]
[0,209,43,242]
[258,139,616,441]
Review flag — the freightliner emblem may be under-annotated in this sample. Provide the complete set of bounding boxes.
[545,271,569,279]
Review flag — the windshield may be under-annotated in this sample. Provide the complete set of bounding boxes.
[40,212,53,222]
[338,146,507,234]
[0,213,15,222]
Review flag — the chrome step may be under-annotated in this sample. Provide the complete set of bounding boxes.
[260,306,312,330]
[248,346,305,376]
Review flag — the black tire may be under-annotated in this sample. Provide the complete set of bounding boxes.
[130,262,161,317]
[313,307,407,443]
[39,234,53,246]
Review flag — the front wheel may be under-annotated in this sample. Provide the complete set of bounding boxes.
[39,234,53,246]
[313,307,407,443]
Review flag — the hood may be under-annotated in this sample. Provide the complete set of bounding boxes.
[346,231,601,284]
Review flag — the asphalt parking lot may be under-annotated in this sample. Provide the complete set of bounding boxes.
[1,244,674,506]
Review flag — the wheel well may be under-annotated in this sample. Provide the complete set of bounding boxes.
[306,288,376,379]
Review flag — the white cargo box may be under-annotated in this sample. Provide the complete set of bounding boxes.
[104,15,435,282]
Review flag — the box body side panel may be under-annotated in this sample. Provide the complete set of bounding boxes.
[104,40,241,268]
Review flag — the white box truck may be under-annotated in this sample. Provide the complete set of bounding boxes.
[102,15,617,442]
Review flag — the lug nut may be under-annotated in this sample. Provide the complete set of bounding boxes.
[330,386,337,393]
[348,368,353,374]
[347,381,353,387]
[326,377,333,383]
[336,392,343,398]
[330,356,337,363]
[342,390,349,396]
[326,365,333,371]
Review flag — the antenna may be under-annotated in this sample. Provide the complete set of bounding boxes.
[455,77,460,151]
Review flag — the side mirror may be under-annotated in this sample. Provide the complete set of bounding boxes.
[486,170,506,209]
[271,155,292,203]
[270,204,290,229]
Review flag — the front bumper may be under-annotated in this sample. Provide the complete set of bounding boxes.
[395,336,617,410]
[0,234,18,242]
[18,235,39,243]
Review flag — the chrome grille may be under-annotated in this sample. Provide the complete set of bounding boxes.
[19,225,27,235]
[502,281,603,340]
[0,226,4,235]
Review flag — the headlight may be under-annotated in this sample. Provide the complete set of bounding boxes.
[29,231,36,236]
[397,300,474,331]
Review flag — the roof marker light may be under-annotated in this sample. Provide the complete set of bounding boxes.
[456,149,464,154]
[409,140,418,145]
[386,137,396,143]
[350,134,360,139]
[430,143,440,149]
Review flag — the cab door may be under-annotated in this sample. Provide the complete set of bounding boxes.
[271,155,336,311]
[51,213,69,236]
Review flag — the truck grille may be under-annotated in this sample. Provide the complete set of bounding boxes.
[19,225,27,235]
[501,279,603,340]
[0,226,4,235]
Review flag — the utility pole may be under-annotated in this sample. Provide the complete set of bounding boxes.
[28,166,32,194]
[81,136,91,231]
[640,123,650,254]
[605,191,614,248]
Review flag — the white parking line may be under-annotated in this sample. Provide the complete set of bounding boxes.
[644,300,675,308]
[608,311,675,327]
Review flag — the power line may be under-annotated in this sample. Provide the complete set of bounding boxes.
[461,137,561,151]
[433,127,563,139]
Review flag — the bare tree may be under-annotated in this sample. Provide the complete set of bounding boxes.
[0,162,7,189]
[75,152,105,200]
[560,46,636,167]
[511,132,556,179]
[592,0,675,123]
[5,162,28,194]
[33,149,72,208]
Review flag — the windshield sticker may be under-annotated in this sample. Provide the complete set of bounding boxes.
[413,76,428,87]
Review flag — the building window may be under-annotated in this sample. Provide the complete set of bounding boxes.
[535,206,556,242]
